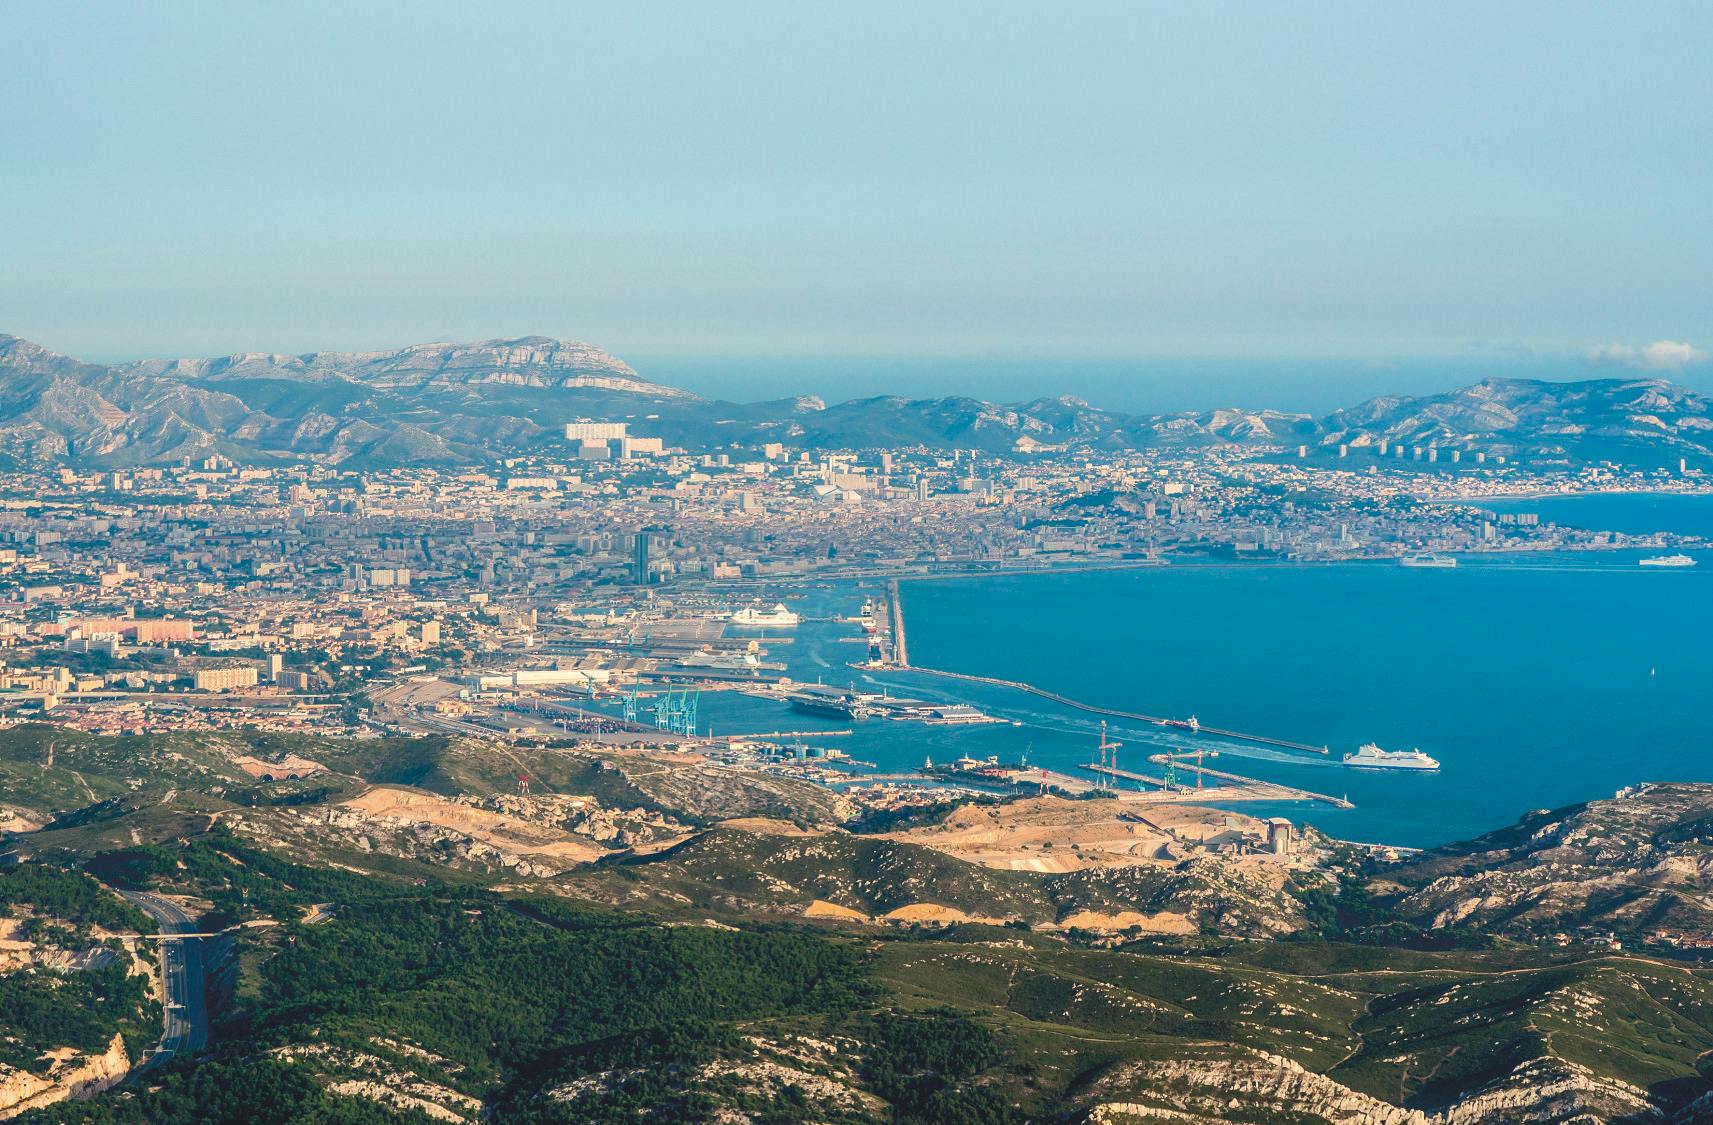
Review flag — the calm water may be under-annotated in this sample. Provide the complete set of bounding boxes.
[670,496,1713,849]
[888,553,1712,847]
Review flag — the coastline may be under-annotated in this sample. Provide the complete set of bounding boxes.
[880,546,1713,850]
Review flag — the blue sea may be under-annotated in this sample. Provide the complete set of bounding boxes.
[679,495,1713,849]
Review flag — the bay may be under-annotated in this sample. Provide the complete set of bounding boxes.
[886,551,1713,848]
[672,495,1713,849]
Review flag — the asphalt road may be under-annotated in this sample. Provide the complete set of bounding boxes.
[121,891,209,1067]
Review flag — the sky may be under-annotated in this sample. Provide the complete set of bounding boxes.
[2,1,1710,406]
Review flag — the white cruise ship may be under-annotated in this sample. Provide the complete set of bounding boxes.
[1343,743,1440,771]
[730,603,801,627]
[1399,553,1456,568]
[1639,554,1697,568]
[678,648,763,671]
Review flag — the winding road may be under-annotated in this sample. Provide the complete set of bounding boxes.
[121,891,209,1067]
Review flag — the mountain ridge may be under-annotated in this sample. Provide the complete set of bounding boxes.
[3,333,1710,468]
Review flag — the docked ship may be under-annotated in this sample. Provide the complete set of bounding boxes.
[1399,553,1456,568]
[786,690,866,720]
[677,648,764,672]
[1343,743,1439,771]
[1639,554,1697,568]
[731,603,801,627]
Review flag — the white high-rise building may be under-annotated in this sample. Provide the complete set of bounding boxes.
[564,422,628,442]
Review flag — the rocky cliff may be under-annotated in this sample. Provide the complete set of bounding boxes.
[0,1032,130,1118]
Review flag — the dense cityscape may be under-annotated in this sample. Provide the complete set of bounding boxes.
[5,423,1706,741]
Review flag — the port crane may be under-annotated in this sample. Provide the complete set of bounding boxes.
[1096,721,1124,788]
[1161,748,1218,790]
[650,689,701,735]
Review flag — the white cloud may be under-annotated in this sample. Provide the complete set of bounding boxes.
[1585,339,1708,372]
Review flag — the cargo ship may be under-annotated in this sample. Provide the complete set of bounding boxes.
[1399,553,1457,568]
[1343,743,1439,771]
[1639,554,1697,568]
[730,603,801,627]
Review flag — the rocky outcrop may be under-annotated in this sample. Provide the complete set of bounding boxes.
[471,792,687,848]
[595,754,859,826]
[0,1032,130,1118]
[1438,1058,1660,1123]
[1082,1051,1428,1124]
[1081,1052,1675,1124]
[272,1043,481,1123]
[1383,782,1713,946]
[229,788,607,879]
[0,805,46,833]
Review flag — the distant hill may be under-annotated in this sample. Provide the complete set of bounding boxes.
[1318,376,1713,466]
[121,336,676,397]
[3,333,1711,467]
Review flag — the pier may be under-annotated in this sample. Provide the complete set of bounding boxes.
[887,665,1330,756]
[1077,763,1172,788]
[886,579,909,667]
[1144,754,1353,808]
[1076,761,1352,808]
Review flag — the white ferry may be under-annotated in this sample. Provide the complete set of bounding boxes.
[1343,743,1440,771]
[1639,554,1697,568]
[730,603,801,627]
[1399,553,1457,568]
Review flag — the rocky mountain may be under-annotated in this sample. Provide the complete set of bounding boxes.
[1377,781,1713,949]
[4,333,1712,467]
[121,336,674,397]
[0,335,700,468]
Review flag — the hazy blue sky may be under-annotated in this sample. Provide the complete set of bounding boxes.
[3,1,1709,397]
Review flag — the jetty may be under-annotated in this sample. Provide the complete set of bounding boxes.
[885,579,909,667]
[1075,760,1352,808]
[1144,754,1352,807]
[893,665,1330,756]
